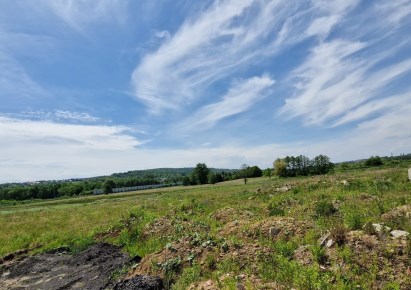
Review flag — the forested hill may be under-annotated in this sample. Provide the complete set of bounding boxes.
[110,167,238,178]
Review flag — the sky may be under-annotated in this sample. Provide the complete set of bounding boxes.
[0,0,411,182]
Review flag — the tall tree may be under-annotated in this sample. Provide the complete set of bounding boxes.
[241,164,249,184]
[192,163,210,185]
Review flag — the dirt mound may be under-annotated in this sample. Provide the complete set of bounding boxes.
[324,230,411,288]
[381,205,411,221]
[212,207,255,223]
[188,273,282,290]
[113,275,163,290]
[141,215,210,241]
[249,217,312,241]
[128,233,273,281]
[0,243,161,290]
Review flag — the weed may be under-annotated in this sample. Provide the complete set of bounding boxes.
[376,200,386,215]
[205,254,217,270]
[315,200,337,217]
[346,212,364,230]
[363,222,377,235]
[268,202,285,216]
[330,224,347,246]
[311,245,327,264]
[171,265,202,289]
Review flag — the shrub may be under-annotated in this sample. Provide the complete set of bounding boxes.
[315,200,337,217]
[346,213,364,230]
[268,202,285,216]
[363,222,377,235]
[311,245,327,264]
[330,224,347,246]
[365,156,383,167]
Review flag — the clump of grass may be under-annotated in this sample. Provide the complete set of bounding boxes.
[330,224,348,246]
[311,245,327,264]
[376,200,386,215]
[268,202,285,216]
[346,212,364,230]
[363,222,377,235]
[315,199,337,217]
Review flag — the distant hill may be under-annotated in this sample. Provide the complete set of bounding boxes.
[110,167,238,178]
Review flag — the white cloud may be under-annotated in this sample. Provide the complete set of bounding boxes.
[1,108,410,183]
[279,39,411,126]
[54,110,100,122]
[180,75,275,130]
[131,0,361,114]
[2,110,101,123]
[0,117,141,151]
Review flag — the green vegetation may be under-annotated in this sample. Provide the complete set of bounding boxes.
[1,157,411,289]
[273,154,334,177]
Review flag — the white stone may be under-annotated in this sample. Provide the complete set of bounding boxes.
[326,239,334,248]
[372,223,391,233]
[390,230,409,239]
[408,168,411,181]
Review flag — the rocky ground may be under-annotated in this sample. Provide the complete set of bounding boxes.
[0,243,162,290]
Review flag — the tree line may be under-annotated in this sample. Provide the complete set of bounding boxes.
[182,163,263,186]
[273,154,334,177]
[0,176,161,201]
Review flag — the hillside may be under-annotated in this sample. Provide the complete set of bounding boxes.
[1,165,411,289]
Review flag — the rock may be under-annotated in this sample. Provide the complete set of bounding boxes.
[371,223,391,233]
[113,275,163,290]
[341,180,349,186]
[318,232,330,247]
[390,230,409,239]
[326,239,334,248]
[381,205,411,220]
[269,227,280,238]
[0,243,130,289]
[408,168,411,181]
[293,245,313,265]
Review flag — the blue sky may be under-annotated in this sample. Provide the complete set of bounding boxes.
[1,0,411,182]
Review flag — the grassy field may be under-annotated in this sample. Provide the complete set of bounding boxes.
[1,166,411,289]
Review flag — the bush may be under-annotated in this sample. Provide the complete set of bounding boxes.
[346,213,363,230]
[315,200,337,217]
[311,245,327,264]
[365,156,383,167]
[268,202,285,216]
[330,224,347,246]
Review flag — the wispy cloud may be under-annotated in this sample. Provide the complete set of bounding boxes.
[280,39,411,126]
[131,0,361,114]
[0,117,141,151]
[43,0,128,32]
[180,75,275,130]
[2,110,100,123]
[0,53,49,101]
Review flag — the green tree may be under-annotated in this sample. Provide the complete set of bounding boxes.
[182,176,191,186]
[241,164,249,184]
[192,163,210,185]
[263,168,273,179]
[208,172,218,184]
[273,158,287,177]
[365,156,383,167]
[312,155,333,174]
[103,180,116,194]
[248,166,263,177]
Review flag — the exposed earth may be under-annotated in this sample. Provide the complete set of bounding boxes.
[0,243,162,290]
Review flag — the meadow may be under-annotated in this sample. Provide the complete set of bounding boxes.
[1,165,411,289]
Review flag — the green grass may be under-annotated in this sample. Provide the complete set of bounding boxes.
[1,165,411,288]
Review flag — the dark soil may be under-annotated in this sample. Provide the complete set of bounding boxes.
[0,243,163,290]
